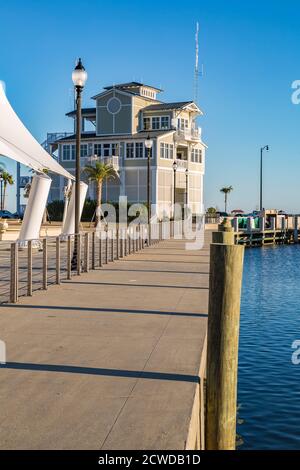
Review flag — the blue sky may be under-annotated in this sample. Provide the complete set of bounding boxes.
[0,0,300,212]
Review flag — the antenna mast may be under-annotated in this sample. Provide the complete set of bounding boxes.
[193,22,202,104]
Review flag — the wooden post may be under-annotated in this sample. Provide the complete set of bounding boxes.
[27,240,32,297]
[92,231,95,269]
[56,236,61,285]
[212,218,235,245]
[84,232,89,272]
[10,243,18,303]
[205,242,244,450]
[67,236,72,280]
[43,238,47,290]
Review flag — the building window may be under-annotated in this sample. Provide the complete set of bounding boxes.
[126,142,134,159]
[152,117,160,130]
[80,144,88,158]
[191,148,202,163]
[71,144,76,160]
[143,117,151,130]
[161,116,170,129]
[112,143,119,156]
[103,143,110,157]
[62,145,70,161]
[135,142,144,158]
[94,143,102,156]
[160,142,173,159]
[178,118,189,130]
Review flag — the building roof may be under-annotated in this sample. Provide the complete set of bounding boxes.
[143,101,194,112]
[66,107,96,118]
[55,129,174,144]
[103,81,162,92]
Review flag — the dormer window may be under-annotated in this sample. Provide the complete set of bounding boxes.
[143,115,170,131]
[143,117,151,130]
[152,117,160,130]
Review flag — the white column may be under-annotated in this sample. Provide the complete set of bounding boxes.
[18,173,52,246]
[61,181,88,235]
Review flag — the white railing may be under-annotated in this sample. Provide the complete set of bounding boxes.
[175,159,188,169]
[175,127,200,141]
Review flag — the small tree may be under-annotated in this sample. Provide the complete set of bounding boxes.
[83,162,118,226]
[1,171,14,210]
[220,186,233,213]
[207,207,217,215]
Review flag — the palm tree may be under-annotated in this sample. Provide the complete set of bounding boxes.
[220,186,233,213]
[84,161,118,226]
[1,171,14,210]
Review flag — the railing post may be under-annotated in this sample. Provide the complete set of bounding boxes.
[27,240,32,297]
[120,229,123,258]
[56,236,61,284]
[128,228,131,255]
[205,239,244,450]
[43,238,48,290]
[99,233,103,267]
[149,223,151,246]
[116,228,119,260]
[67,236,72,280]
[77,233,81,275]
[111,230,114,262]
[125,229,128,256]
[84,232,90,273]
[10,242,18,303]
[92,231,95,269]
[105,230,109,264]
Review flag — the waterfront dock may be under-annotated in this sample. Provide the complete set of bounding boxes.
[0,233,210,449]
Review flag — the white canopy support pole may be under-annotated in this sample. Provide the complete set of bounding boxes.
[18,173,52,247]
[61,182,88,236]
[62,179,72,227]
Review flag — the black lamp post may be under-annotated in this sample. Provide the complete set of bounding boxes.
[172,160,177,219]
[71,58,87,269]
[260,145,269,211]
[185,168,189,206]
[145,135,153,226]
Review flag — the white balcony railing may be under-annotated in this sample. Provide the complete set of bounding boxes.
[86,155,120,171]
[175,127,201,142]
[175,159,188,169]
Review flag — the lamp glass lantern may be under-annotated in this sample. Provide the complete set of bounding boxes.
[145,135,153,149]
[72,58,88,88]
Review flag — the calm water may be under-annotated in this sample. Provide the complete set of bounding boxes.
[237,244,300,449]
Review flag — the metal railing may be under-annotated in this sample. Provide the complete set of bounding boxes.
[2,223,167,305]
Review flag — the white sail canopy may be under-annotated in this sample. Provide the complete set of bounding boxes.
[0,82,73,179]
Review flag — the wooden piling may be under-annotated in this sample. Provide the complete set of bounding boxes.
[205,242,244,450]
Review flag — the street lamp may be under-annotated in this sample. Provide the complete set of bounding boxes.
[145,135,153,226]
[71,58,87,269]
[172,160,177,219]
[260,145,269,211]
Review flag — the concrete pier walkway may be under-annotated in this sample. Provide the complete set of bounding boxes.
[0,233,210,450]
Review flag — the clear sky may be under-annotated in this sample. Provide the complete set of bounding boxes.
[0,0,300,213]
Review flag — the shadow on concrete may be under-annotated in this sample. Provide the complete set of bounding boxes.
[121,259,209,265]
[4,304,208,318]
[2,362,200,383]
[97,269,208,275]
[63,281,208,290]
